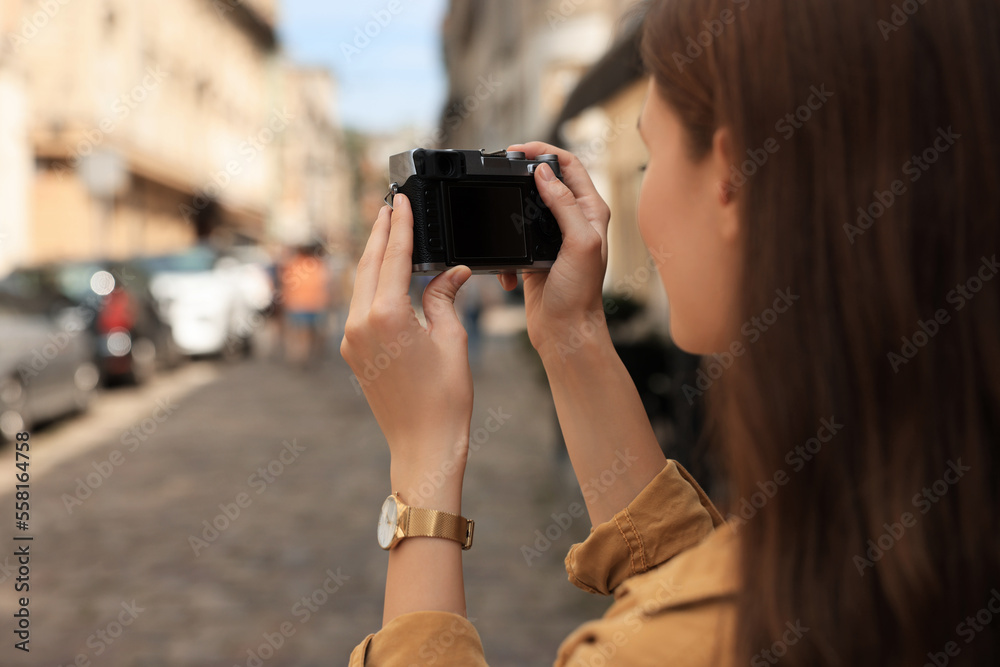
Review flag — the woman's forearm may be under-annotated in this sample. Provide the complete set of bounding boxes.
[382,468,467,625]
[383,537,466,625]
[539,327,667,527]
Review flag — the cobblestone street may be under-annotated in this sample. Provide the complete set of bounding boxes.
[1,332,610,666]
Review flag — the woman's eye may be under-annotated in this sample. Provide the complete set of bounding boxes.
[638,163,648,173]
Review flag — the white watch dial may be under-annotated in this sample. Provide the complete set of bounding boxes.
[377,496,399,549]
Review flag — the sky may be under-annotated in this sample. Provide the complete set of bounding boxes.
[278,0,450,134]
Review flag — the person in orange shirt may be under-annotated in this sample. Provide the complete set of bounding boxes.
[281,244,329,368]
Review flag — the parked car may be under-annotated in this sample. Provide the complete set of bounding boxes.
[0,260,180,385]
[226,244,277,314]
[0,292,98,440]
[140,245,270,358]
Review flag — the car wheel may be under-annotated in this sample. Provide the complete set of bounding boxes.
[0,375,28,441]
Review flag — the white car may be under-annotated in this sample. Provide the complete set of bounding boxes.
[142,246,271,358]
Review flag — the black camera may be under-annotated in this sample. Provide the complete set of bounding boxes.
[385,148,563,275]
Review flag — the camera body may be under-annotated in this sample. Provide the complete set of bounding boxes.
[386,148,563,275]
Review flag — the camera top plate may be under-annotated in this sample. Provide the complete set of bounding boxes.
[385,148,561,206]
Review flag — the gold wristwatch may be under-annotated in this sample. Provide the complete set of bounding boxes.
[376,493,474,550]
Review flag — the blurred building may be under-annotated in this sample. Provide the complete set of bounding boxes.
[0,0,349,275]
[0,3,34,276]
[439,0,632,148]
[9,0,282,263]
[274,66,351,251]
[440,0,659,314]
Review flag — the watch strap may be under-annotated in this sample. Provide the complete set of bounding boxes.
[403,506,474,550]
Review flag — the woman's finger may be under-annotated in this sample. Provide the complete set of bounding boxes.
[496,273,518,291]
[373,194,416,308]
[533,163,601,246]
[348,205,392,316]
[507,142,604,211]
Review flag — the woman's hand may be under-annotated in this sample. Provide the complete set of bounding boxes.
[498,142,612,361]
[340,195,473,503]
[498,143,666,526]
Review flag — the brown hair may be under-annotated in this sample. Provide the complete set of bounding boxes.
[642,0,999,664]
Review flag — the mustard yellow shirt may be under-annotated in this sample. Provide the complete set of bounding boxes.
[350,461,738,666]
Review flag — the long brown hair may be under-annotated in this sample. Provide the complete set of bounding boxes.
[642,0,999,664]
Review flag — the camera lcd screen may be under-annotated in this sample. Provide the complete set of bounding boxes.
[446,184,528,261]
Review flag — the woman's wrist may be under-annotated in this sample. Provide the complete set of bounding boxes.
[390,454,466,514]
[535,312,615,370]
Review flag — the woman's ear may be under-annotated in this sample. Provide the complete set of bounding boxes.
[712,126,741,242]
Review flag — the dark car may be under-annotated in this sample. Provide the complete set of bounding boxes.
[0,260,180,385]
[0,292,98,440]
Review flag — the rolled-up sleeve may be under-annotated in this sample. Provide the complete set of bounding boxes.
[349,611,487,666]
[565,460,723,595]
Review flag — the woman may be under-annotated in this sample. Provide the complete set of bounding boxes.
[341,0,999,664]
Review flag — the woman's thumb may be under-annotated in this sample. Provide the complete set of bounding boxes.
[422,265,472,332]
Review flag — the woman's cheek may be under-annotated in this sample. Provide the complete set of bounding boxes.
[638,171,671,284]
[637,174,658,259]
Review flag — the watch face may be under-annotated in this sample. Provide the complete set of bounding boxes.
[377,496,399,549]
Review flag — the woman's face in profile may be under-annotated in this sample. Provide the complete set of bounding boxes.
[637,77,743,355]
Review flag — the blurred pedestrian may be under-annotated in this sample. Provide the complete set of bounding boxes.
[263,244,287,361]
[281,244,329,369]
